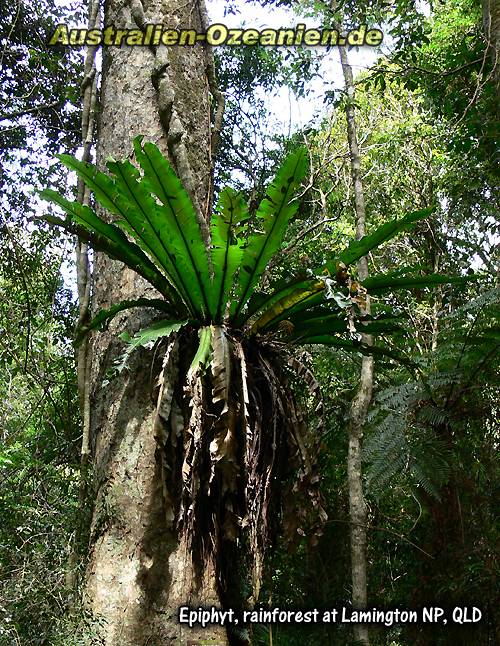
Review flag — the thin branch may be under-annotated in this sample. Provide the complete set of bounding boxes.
[326,518,434,559]
[0,101,62,122]
[267,217,338,271]
[358,58,484,87]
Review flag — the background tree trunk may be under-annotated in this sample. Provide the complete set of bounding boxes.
[84,0,226,643]
[483,0,500,100]
[338,26,373,646]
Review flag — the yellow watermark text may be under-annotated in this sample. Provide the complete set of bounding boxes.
[48,23,383,48]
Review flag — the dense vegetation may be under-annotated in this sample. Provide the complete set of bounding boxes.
[0,0,497,644]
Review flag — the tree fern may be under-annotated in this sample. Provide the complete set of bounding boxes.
[364,290,498,501]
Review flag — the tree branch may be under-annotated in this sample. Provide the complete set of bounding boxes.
[0,100,62,122]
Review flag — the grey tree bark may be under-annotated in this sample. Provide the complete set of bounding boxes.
[483,0,500,100]
[83,0,227,643]
[338,27,373,646]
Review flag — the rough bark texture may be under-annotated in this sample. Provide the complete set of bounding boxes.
[338,35,373,646]
[84,0,227,643]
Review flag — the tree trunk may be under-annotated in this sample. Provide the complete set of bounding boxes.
[83,0,226,643]
[483,0,500,101]
[337,22,373,646]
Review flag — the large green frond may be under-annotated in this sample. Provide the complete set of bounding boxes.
[54,154,201,315]
[323,207,435,273]
[363,271,477,294]
[132,138,213,318]
[119,318,188,348]
[75,298,177,346]
[231,147,308,318]
[104,319,188,385]
[244,278,325,334]
[41,202,180,305]
[287,314,402,341]
[188,327,212,379]
[239,208,443,331]
[105,159,202,315]
[211,188,246,322]
[297,335,416,368]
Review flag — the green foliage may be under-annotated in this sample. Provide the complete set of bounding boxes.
[105,318,189,383]
[74,298,176,345]
[259,3,498,640]
[37,140,476,636]
[335,207,434,267]
[360,287,499,642]
[210,188,247,321]
[0,0,82,157]
[0,225,80,645]
[41,139,459,361]
[231,147,308,318]
[2,0,497,643]
[364,387,452,500]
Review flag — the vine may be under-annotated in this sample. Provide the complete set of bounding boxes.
[129,0,225,242]
[67,0,100,589]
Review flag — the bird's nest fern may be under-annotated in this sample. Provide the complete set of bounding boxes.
[40,136,472,599]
